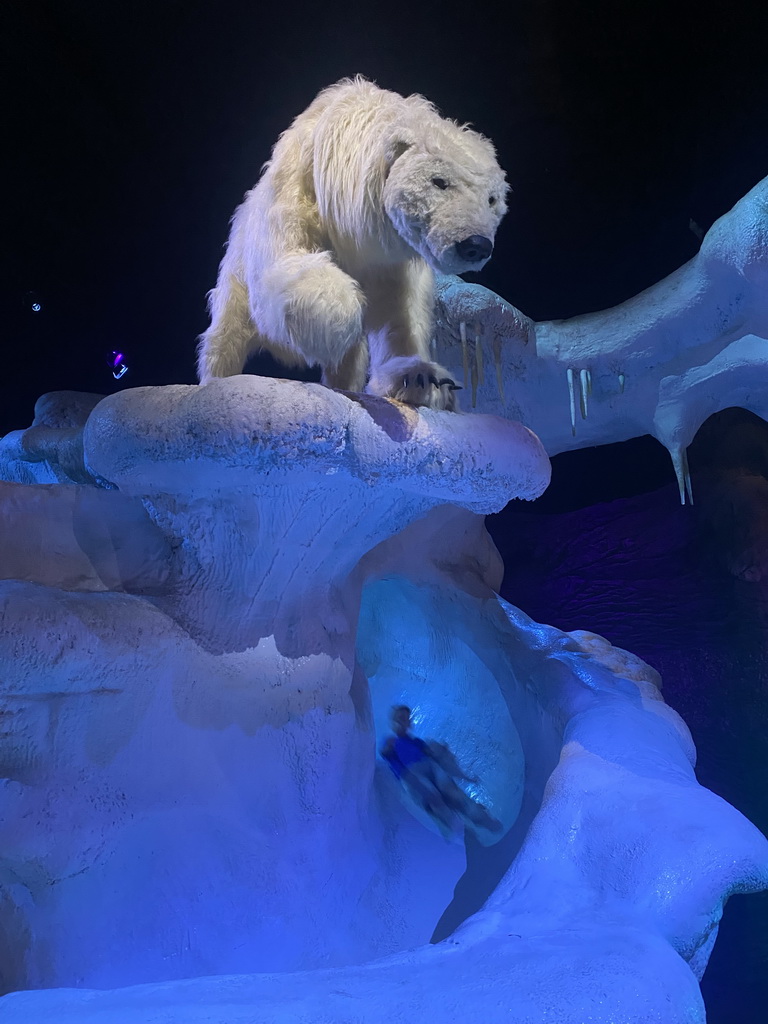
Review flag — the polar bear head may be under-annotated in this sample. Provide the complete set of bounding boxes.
[382,119,508,276]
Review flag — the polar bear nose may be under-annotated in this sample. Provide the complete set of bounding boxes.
[455,235,493,264]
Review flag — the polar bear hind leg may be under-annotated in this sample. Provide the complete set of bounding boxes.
[197,276,262,382]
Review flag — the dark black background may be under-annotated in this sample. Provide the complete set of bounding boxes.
[5,1,768,1019]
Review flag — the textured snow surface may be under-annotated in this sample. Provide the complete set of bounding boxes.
[0,390,105,485]
[1,353,767,1022]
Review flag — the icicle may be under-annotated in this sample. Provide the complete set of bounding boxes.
[684,448,694,505]
[492,333,505,403]
[579,368,589,419]
[471,352,479,408]
[474,322,484,385]
[669,446,694,506]
[618,372,625,393]
[567,368,577,436]
[430,334,436,355]
[460,321,469,390]
[586,369,592,396]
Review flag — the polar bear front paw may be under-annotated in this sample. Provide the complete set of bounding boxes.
[366,356,462,412]
[274,253,365,369]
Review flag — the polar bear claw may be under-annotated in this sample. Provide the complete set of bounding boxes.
[367,356,462,411]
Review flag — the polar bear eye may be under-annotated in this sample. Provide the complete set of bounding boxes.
[489,195,497,206]
[431,177,449,190]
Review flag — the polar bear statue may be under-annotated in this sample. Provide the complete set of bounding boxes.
[197,77,508,410]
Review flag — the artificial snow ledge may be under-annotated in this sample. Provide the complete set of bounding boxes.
[78,377,550,651]
[84,375,550,510]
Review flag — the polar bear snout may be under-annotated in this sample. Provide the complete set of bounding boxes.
[455,235,494,265]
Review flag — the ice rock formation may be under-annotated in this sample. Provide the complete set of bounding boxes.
[0,391,172,593]
[433,173,768,504]
[0,380,544,992]
[1,378,767,1024]
[0,390,106,485]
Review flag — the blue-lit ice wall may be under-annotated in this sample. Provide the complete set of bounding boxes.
[358,576,525,846]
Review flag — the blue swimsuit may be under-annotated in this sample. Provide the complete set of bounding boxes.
[383,734,428,779]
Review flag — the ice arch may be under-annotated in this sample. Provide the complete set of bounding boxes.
[358,576,526,845]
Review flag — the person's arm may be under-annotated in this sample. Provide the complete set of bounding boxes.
[426,740,479,783]
[380,736,403,777]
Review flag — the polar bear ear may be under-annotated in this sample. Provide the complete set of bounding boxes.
[385,131,416,168]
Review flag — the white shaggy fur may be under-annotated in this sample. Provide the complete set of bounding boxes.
[197,77,508,408]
